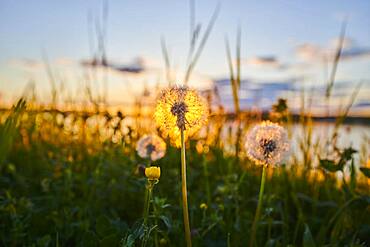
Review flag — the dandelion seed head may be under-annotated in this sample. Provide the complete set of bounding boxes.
[136,134,166,161]
[245,121,290,166]
[154,86,208,146]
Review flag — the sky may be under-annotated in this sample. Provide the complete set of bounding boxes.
[0,0,369,106]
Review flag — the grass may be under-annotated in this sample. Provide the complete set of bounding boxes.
[0,100,369,247]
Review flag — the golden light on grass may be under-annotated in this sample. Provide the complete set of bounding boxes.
[246,121,290,247]
[136,134,166,161]
[154,85,208,247]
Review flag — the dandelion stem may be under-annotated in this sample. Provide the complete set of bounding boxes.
[181,129,192,247]
[249,165,267,247]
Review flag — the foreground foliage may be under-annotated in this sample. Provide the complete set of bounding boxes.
[0,101,369,246]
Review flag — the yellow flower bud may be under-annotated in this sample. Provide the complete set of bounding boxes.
[145,166,161,180]
[200,203,208,210]
[159,238,167,246]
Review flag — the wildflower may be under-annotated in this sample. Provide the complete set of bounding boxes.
[245,121,289,166]
[154,86,208,144]
[145,166,161,181]
[247,121,290,247]
[159,238,167,245]
[200,203,208,210]
[142,166,161,241]
[155,86,208,247]
[136,134,166,161]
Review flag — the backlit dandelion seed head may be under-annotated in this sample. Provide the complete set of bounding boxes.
[154,86,208,145]
[136,134,166,161]
[245,121,289,166]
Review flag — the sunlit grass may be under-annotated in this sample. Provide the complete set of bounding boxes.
[0,95,369,246]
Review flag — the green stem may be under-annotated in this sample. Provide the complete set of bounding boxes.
[142,186,152,247]
[181,129,192,247]
[143,187,152,226]
[154,204,159,247]
[249,165,267,247]
[203,156,211,205]
[227,232,231,247]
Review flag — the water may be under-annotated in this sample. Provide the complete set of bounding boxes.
[218,121,369,167]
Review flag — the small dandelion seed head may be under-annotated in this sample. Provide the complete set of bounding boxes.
[245,121,290,166]
[136,134,166,161]
[154,85,208,146]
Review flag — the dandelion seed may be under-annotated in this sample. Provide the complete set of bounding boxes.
[154,86,208,146]
[136,134,166,161]
[245,121,289,166]
[145,166,161,181]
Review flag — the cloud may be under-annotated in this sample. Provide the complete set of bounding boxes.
[329,37,354,50]
[245,56,287,70]
[246,56,278,66]
[81,55,162,74]
[81,55,213,91]
[295,37,370,62]
[7,58,44,71]
[8,57,78,71]
[55,57,75,66]
[340,47,370,60]
[295,44,323,61]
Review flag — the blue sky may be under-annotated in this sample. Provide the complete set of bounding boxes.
[0,0,369,104]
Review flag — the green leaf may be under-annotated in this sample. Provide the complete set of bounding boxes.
[341,147,357,161]
[82,231,98,247]
[350,159,356,191]
[360,167,370,178]
[265,239,277,247]
[303,224,316,247]
[360,195,370,205]
[100,234,119,247]
[37,235,51,247]
[96,215,113,237]
[320,159,342,172]
[124,234,136,247]
[159,215,172,229]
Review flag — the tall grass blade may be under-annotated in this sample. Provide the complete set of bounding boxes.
[184,4,220,84]
[0,99,26,169]
[161,37,172,86]
[325,19,347,99]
